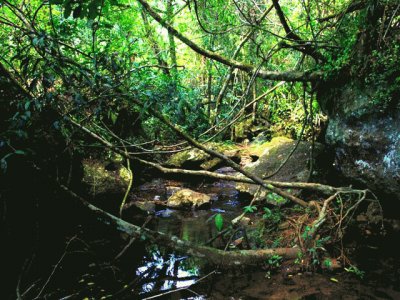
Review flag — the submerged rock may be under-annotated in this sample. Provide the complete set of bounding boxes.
[236,137,324,204]
[166,188,211,209]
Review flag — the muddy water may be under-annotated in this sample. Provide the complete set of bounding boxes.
[125,174,400,299]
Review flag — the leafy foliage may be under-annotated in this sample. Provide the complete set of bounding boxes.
[243,205,257,213]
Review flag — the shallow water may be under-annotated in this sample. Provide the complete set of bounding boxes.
[124,176,400,299]
[22,175,399,299]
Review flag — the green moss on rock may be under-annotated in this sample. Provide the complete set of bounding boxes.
[236,137,324,204]
[82,159,130,196]
[166,142,237,170]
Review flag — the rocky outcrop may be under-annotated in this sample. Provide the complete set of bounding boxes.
[319,79,400,199]
[236,137,324,204]
[166,188,211,209]
[316,12,400,201]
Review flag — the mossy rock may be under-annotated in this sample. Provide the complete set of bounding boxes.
[82,159,131,197]
[232,118,253,141]
[236,137,324,204]
[166,142,238,170]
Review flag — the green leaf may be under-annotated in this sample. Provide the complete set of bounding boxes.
[14,150,26,155]
[263,207,272,219]
[243,205,257,213]
[323,259,332,269]
[215,213,223,231]
[110,111,118,124]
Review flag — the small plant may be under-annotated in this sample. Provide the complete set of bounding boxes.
[316,236,331,249]
[263,207,272,219]
[214,213,223,231]
[307,247,319,265]
[345,265,365,279]
[301,225,314,241]
[243,205,257,213]
[266,193,286,205]
[294,251,303,264]
[266,254,282,268]
[262,207,282,224]
[271,237,282,248]
[323,258,333,269]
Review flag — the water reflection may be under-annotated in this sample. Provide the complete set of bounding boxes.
[136,250,202,298]
[130,177,243,298]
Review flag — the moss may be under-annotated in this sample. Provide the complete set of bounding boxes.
[167,142,236,168]
[246,136,292,157]
[119,166,132,182]
[237,137,324,202]
[232,118,253,140]
[200,157,222,170]
[82,159,129,196]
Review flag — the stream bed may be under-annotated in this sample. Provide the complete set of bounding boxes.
[23,174,400,299]
[116,174,400,299]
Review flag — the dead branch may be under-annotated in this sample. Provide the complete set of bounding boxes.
[58,183,300,268]
[126,99,310,207]
[68,118,357,198]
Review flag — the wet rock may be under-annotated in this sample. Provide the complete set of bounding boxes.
[134,201,156,214]
[166,188,211,209]
[236,137,324,204]
[123,200,154,217]
[165,186,182,198]
[231,117,270,142]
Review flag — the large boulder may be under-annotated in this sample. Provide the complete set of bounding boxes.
[166,188,211,209]
[166,142,240,170]
[317,15,400,202]
[236,137,324,204]
[319,79,400,200]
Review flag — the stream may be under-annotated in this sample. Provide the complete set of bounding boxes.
[116,171,400,299]
[27,171,400,299]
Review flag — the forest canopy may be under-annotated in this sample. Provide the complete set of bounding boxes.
[0,0,375,145]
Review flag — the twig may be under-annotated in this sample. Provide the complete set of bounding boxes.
[34,236,77,299]
[114,215,153,260]
[119,144,133,217]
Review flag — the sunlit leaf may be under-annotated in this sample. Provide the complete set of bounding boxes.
[215,213,223,231]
